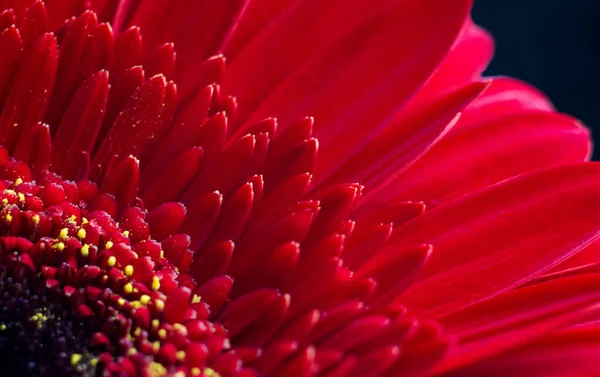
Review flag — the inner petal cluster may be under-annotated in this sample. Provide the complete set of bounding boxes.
[0,174,227,377]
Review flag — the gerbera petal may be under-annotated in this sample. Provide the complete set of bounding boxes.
[386,163,600,317]
[408,18,494,105]
[436,274,600,372]
[377,110,589,208]
[230,0,471,180]
[440,324,600,377]
[319,81,487,197]
[0,32,57,152]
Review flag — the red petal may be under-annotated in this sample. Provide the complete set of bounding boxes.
[381,110,589,208]
[438,274,600,372]
[392,163,600,317]
[0,33,57,152]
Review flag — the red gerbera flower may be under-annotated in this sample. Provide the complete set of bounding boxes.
[0,0,599,376]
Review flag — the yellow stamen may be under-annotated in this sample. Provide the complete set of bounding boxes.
[70,354,82,366]
[107,256,116,267]
[80,244,90,257]
[151,276,161,291]
[59,228,69,240]
[124,265,134,277]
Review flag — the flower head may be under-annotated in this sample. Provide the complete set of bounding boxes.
[0,1,599,377]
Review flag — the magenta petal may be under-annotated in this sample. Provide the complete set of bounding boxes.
[389,163,600,317]
[437,274,600,372]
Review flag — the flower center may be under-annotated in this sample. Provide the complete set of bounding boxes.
[0,159,225,377]
[0,265,100,377]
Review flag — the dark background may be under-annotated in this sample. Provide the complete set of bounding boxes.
[472,0,600,158]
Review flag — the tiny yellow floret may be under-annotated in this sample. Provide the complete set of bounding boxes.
[140,295,151,305]
[77,228,86,239]
[105,241,114,249]
[124,283,133,294]
[5,214,12,223]
[14,178,23,186]
[70,354,82,366]
[204,368,221,377]
[80,244,90,257]
[107,256,117,267]
[155,299,165,311]
[124,265,134,277]
[192,294,201,304]
[32,214,40,225]
[59,228,69,239]
[148,362,167,377]
[151,276,161,291]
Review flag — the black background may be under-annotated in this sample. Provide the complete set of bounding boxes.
[472,0,600,158]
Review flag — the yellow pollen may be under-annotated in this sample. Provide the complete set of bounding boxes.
[90,358,98,366]
[133,327,141,337]
[151,276,161,291]
[173,323,188,336]
[117,298,126,306]
[14,178,22,186]
[70,354,82,366]
[155,299,165,311]
[123,230,130,237]
[59,228,69,239]
[1,198,7,206]
[124,283,133,294]
[192,294,201,304]
[128,348,137,356]
[105,241,114,249]
[152,319,160,329]
[5,214,12,223]
[152,341,160,352]
[158,329,167,339]
[124,265,134,277]
[107,256,117,267]
[32,214,40,225]
[131,301,141,309]
[80,244,90,257]
[54,242,65,252]
[140,295,151,305]
[148,362,167,377]
[191,368,201,376]
[160,250,164,258]
[0,323,5,331]
[17,193,25,202]
[77,228,86,239]
[203,368,221,377]
[176,350,185,361]
[69,214,77,221]
[82,217,89,224]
